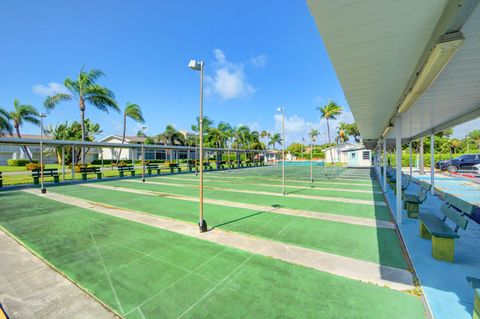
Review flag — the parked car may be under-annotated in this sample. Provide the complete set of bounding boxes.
[435,154,480,172]
[473,164,480,174]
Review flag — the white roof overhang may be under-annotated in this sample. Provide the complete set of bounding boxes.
[307,0,480,149]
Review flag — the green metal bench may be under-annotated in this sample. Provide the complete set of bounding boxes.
[404,180,431,218]
[0,171,2,187]
[32,168,59,184]
[168,165,181,173]
[117,165,135,177]
[79,166,102,180]
[419,194,471,262]
[146,164,161,175]
[467,276,480,319]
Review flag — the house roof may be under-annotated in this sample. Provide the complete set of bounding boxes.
[99,135,146,143]
[323,142,359,152]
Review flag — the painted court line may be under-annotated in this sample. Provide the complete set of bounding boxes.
[155,176,383,194]
[202,173,380,187]
[126,179,387,207]
[23,189,414,291]
[80,183,394,229]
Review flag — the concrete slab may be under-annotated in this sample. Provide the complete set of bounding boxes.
[0,230,118,319]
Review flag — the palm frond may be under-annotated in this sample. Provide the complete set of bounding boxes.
[44,93,73,110]
[124,103,144,123]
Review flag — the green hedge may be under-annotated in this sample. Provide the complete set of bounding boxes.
[7,159,38,166]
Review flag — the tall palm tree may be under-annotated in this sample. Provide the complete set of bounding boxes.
[44,67,118,164]
[309,129,319,143]
[0,106,13,136]
[9,99,40,162]
[117,103,144,162]
[269,132,282,150]
[317,101,343,163]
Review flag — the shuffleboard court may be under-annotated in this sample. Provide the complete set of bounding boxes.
[0,191,424,319]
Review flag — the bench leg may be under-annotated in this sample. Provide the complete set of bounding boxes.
[420,222,431,240]
[147,169,152,175]
[178,168,181,173]
[119,171,124,178]
[131,171,135,176]
[82,174,87,181]
[406,202,419,218]
[33,177,39,185]
[0,180,2,187]
[156,169,161,175]
[474,291,480,319]
[54,176,60,183]
[431,235,455,262]
[97,173,102,179]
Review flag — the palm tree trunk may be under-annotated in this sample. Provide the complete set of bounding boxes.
[327,118,334,164]
[15,125,34,162]
[117,115,127,164]
[80,98,86,166]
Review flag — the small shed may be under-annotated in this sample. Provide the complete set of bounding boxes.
[345,147,372,168]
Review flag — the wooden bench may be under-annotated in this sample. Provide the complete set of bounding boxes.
[32,168,59,184]
[146,164,161,175]
[404,181,431,218]
[117,165,135,177]
[467,276,480,319]
[419,194,471,262]
[0,171,2,187]
[79,167,102,180]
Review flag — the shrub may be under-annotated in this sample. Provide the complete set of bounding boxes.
[7,159,38,166]
[25,162,44,171]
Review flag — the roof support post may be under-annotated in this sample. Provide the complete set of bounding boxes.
[431,133,435,195]
[419,137,424,175]
[383,139,387,192]
[395,117,403,224]
[409,142,413,176]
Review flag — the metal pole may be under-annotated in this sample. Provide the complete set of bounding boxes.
[101,148,104,177]
[310,131,313,183]
[430,133,435,195]
[395,117,402,223]
[62,146,65,181]
[383,139,387,192]
[142,140,145,182]
[71,145,75,180]
[40,116,45,193]
[409,142,412,176]
[281,109,285,195]
[199,62,206,232]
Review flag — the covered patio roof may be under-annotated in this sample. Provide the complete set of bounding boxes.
[307,0,480,149]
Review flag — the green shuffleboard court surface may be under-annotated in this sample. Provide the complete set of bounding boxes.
[0,191,424,318]
[98,179,392,221]
[51,184,407,269]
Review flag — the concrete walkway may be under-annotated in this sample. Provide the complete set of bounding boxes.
[126,179,387,207]
[0,230,117,319]
[81,183,394,229]
[23,189,414,291]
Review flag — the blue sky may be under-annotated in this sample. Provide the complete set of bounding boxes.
[1,1,476,144]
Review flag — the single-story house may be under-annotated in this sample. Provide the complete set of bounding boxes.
[324,142,372,167]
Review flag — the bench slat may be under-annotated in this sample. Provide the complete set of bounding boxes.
[440,202,469,231]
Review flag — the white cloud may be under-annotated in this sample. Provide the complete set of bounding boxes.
[32,82,68,96]
[205,49,255,100]
[250,54,267,68]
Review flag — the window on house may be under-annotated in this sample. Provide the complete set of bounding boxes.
[362,151,370,160]
[351,153,356,158]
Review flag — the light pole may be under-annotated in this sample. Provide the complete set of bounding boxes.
[141,126,147,182]
[276,107,286,195]
[189,59,207,233]
[307,123,313,183]
[39,113,46,194]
